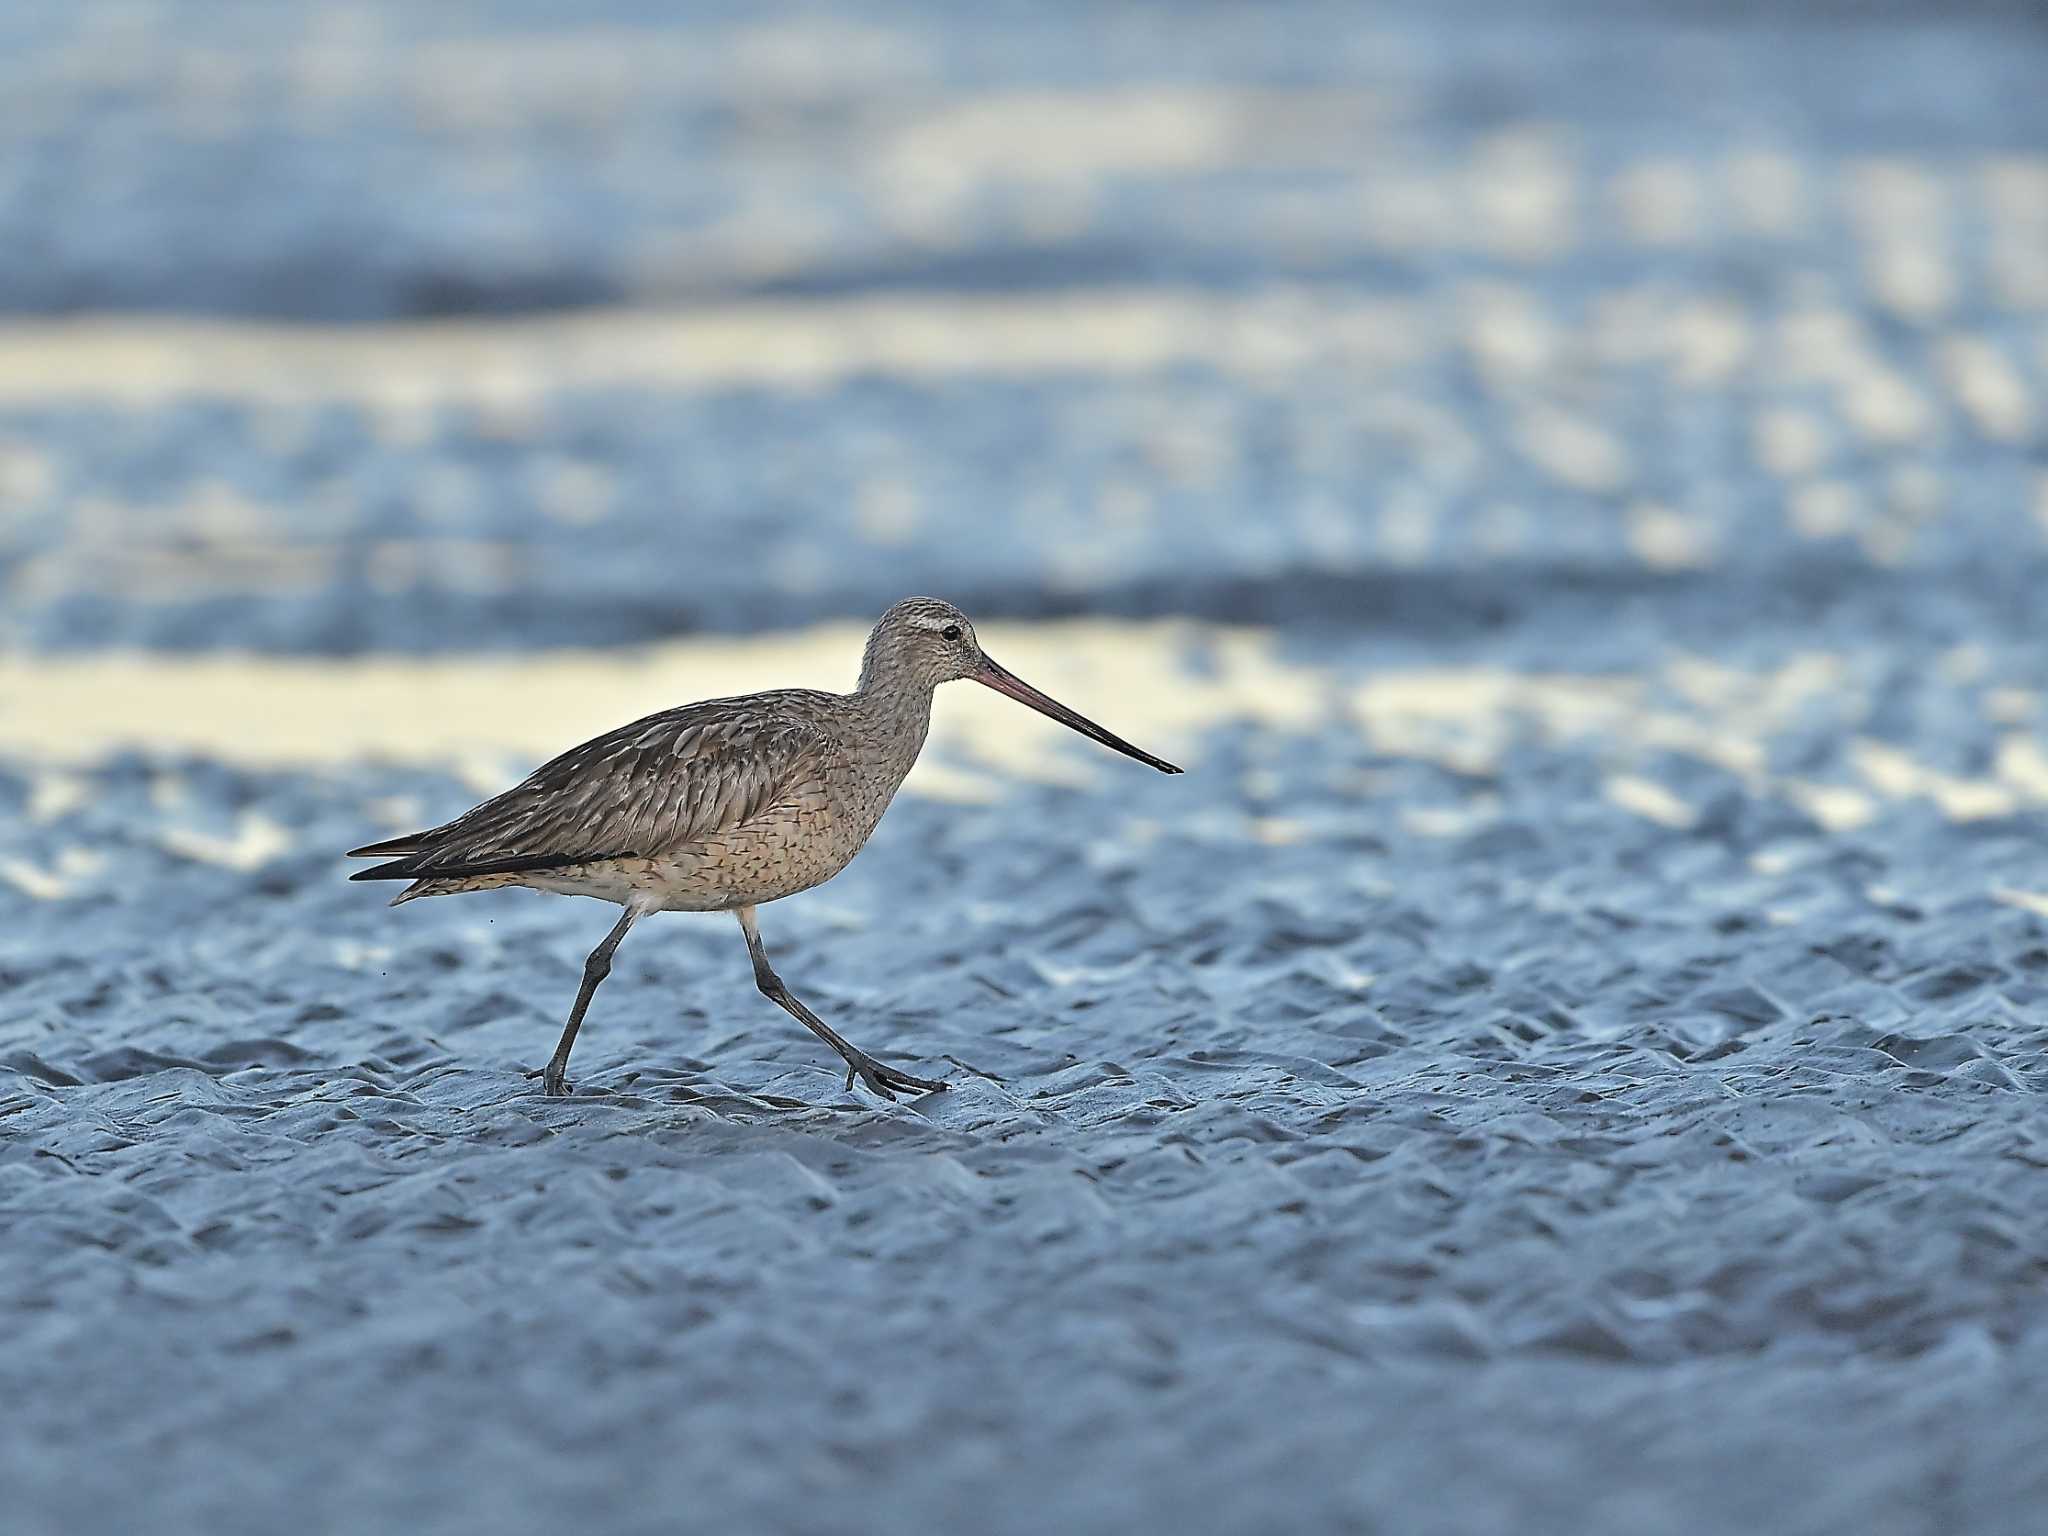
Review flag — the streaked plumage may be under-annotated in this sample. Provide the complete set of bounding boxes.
[348,597,1181,1100]
[353,697,887,910]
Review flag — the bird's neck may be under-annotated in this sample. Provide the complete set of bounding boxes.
[852,665,936,774]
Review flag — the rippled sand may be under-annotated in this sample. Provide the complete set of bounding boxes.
[9,605,2048,1534]
[8,2,2048,1534]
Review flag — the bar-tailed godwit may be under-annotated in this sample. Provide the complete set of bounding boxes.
[347,597,1181,1099]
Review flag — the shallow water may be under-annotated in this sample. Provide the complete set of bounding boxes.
[6,3,2048,1534]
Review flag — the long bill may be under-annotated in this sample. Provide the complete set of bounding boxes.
[973,655,1184,774]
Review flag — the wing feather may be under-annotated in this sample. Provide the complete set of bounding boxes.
[347,695,832,883]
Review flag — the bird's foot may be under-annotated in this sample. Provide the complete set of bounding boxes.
[523,1064,574,1097]
[841,1051,947,1100]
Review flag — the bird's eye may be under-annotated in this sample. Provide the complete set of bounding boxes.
[942,624,961,640]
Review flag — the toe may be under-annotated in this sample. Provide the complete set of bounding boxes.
[841,1053,945,1099]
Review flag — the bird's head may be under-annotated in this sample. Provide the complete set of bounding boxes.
[863,596,985,687]
[860,596,1182,774]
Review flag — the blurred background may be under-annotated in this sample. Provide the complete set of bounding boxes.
[7,4,2048,1535]
[2,0,2044,662]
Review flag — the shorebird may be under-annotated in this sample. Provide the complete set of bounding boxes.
[347,597,1181,1100]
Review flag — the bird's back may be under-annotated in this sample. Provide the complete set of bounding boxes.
[348,686,929,911]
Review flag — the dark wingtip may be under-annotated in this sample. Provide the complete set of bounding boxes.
[347,832,428,859]
[1159,762,1184,774]
[349,859,421,882]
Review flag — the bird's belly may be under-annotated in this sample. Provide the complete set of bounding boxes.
[645,803,876,912]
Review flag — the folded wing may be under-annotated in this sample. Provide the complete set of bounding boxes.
[347,699,830,883]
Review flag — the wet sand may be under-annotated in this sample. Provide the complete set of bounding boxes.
[7,2,2048,1533]
[8,601,2048,1535]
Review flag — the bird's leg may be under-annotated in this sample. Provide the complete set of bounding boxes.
[526,906,640,1097]
[733,905,945,1100]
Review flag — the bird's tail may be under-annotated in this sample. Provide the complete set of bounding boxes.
[347,831,434,903]
[347,829,580,902]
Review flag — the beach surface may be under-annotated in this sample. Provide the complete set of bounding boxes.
[6,3,2048,1533]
